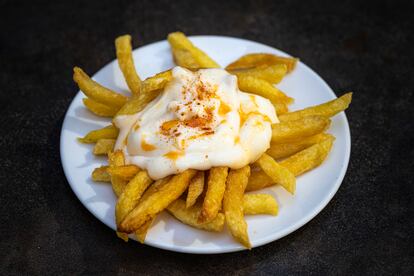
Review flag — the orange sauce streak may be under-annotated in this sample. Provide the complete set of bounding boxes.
[218,101,231,116]
[164,151,184,160]
[141,139,157,151]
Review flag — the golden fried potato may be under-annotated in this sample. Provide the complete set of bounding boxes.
[135,217,155,243]
[108,150,127,197]
[246,167,274,192]
[78,125,119,144]
[279,93,352,122]
[198,167,229,223]
[116,70,172,116]
[280,135,335,176]
[73,67,127,108]
[271,116,330,143]
[243,194,278,215]
[141,70,173,94]
[186,171,205,208]
[93,139,115,155]
[267,133,331,159]
[238,76,293,105]
[115,35,141,95]
[119,170,196,233]
[229,64,287,84]
[256,153,296,194]
[226,53,298,73]
[168,199,225,232]
[274,102,289,115]
[83,98,118,117]
[223,166,251,248]
[108,165,140,181]
[116,170,153,226]
[92,166,111,182]
[168,32,220,69]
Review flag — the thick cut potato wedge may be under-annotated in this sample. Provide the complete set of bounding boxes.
[135,217,155,243]
[141,70,173,94]
[92,166,111,182]
[168,32,220,69]
[279,93,352,122]
[238,76,293,105]
[186,171,205,208]
[116,170,153,225]
[168,199,225,232]
[78,125,119,144]
[246,168,274,192]
[198,167,229,223]
[247,136,335,191]
[223,166,251,248]
[93,139,115,155]
[108,150,128,197]
[116,70,172,116]
[115,35,141,95]
[267,133,331,159]
[83,98,118,117]
[256,153,296,194]
[73,67,127,108]
[226,53,298,73]
[108,165,140,181]
[280,135,335,176]
[119,170,196,233]
[229,64,287,84]
[271,115,330,143]
[243,194,278,215]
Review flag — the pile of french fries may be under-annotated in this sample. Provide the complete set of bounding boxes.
[73,32,352,248]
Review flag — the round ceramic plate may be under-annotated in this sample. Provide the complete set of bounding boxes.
[60,36,351,254]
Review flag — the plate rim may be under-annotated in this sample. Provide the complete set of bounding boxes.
[60,35,351,254]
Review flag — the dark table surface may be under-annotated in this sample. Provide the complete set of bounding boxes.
[1,0,413,275]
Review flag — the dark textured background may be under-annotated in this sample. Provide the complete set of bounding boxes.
[1,0,413,275]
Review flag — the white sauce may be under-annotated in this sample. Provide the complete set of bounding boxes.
[113,67,278,179]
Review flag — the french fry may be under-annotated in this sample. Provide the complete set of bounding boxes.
[247,136,335,191]
[78,125,119,144]
[108,165,140,181]
[83,98,118,117]
[226,53,298,73]
[186,171,205,208]
[93,139,115,155]
[116,170,153,226]
[274,102,288,115]
[116,70,172,116]
[229,64,287,84]
[256,153,296,194]
[141,70,173,94]
[73,67,127,108]
[168,199,225,232]
[168,32,220,69]
[280,135,335,176]
[115,35,141,95]
[198,167,229,223]
[238,76,293,105]
[243,194,278,216]
[267,133,331,159]
[135,217,155,243]
[223,166,251,248]
[279,93,352,122]
[271,115,330,143]
[246,167,274,192]
[108,150,127,197]
[92,166,111,182]
[119,170,196,233]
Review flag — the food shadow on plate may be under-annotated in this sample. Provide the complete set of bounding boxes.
[73,105,111,125]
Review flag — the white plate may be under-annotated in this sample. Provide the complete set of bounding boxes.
[60,36,351,254]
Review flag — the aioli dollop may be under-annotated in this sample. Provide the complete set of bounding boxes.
[114,67,278,179]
